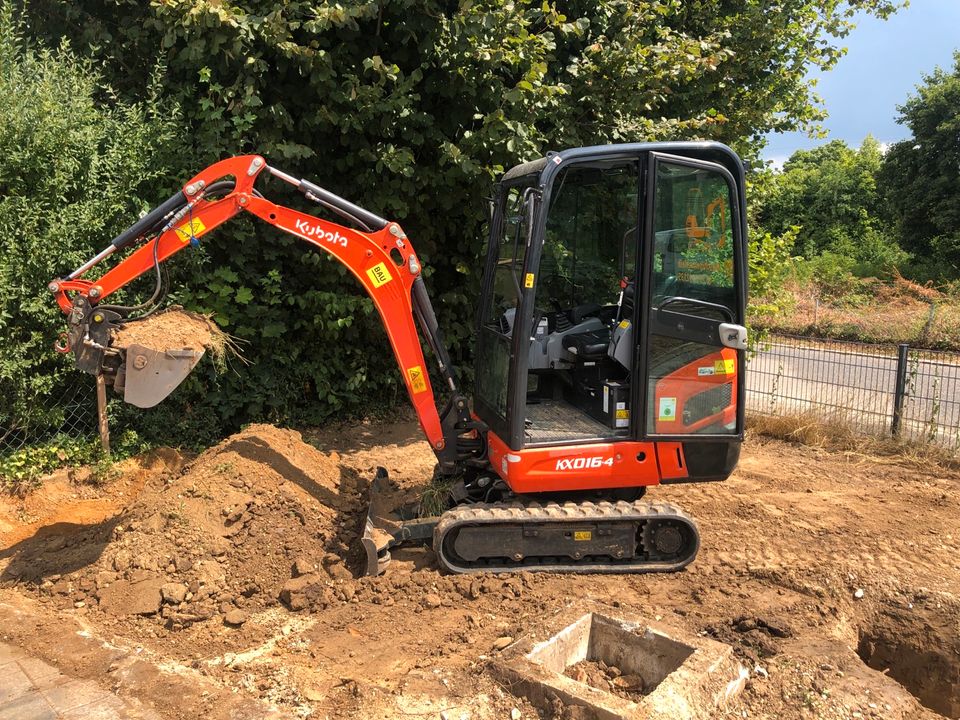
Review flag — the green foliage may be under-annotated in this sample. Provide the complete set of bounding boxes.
[0,4,185,440]
[11,0,901,438]
[878,51,960,281]
[0,428,143,491]
[747,226,798,319]
[755,138,908,279]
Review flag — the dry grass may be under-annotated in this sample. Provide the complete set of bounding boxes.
[747,411,960,471]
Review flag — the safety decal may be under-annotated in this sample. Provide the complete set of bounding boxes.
[713,358,736,375]
[366,262,393,288]
[174,218,206,244]
[658,397,677,422]
[524,273,535,288]
[573,531,592,541]
[407,365,428,393]
[618,320,631,329]
[697,366,715,376]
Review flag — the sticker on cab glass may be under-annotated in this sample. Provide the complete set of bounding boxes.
[175,218,206,244]
[524,273,535,288]
[713,358,736,375]
[658,397,677,422]
[407,365,428,393]
[366,262,393,288]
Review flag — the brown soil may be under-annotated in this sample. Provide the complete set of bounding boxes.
[0,419,959,720]
[564,658,647,701]
[112,307,224,353]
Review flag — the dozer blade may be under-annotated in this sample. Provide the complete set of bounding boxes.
[361,468,437,576]
[118,343,204,408]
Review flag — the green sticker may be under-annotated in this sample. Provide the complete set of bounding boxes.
[658,397,677,422]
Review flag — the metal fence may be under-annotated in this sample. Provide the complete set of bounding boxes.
[746,334,960,452]
[0,374,97,457]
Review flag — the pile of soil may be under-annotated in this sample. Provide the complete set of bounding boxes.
[112,307,225,354]
[3,424,364,630]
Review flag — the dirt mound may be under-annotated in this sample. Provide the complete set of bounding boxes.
[112,307,227,355]
[5,424,363,629]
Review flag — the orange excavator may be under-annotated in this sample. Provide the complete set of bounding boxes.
[50,143,748,576]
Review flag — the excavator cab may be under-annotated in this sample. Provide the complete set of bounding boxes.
[474,143,748,496]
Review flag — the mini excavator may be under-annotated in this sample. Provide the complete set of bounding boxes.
[50,143,748,576]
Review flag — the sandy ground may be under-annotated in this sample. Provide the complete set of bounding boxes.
[0,419,958,720]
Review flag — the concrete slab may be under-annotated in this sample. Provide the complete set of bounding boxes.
[490,603,746,720]
[0,663,34,704]
[0,692,56,720]
[42,678,113,713]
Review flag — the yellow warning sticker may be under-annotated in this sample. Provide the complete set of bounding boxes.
[618,320,631,329]
[174,218,206,244]
[366,262,393,288]
[573,531,592,541]
[615,408,629,420]
[524,273,535,288]
[714,358,736,375]
[407,365,428,394]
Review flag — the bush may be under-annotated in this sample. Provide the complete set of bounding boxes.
[0,4,186,445]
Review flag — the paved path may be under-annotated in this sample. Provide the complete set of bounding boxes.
[0,642,159,720]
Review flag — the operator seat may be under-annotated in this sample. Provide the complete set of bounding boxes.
[562,327,611,361]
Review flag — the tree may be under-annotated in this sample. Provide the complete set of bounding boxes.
[879,52,960,281]
[755,137,906,277]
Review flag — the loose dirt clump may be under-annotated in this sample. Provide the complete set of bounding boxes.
[2,424,363,638]
[112,306,230,358]
[565,658,647,700]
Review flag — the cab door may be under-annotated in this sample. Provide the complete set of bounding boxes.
[639,153,747,440]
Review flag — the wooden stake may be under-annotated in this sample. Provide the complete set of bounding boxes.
[96,373,110,458]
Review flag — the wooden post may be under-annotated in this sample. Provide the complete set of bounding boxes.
[96,374,110,458]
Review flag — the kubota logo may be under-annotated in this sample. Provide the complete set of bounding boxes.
[294,218,348,247]
[555,456,615,471]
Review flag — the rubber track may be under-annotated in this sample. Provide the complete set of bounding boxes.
[433,499,699,574]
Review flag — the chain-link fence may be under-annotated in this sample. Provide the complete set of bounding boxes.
[0,374,98,457]
[747,334,960,452]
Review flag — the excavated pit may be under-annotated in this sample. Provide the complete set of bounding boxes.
[856,608,960,719]
[493,608,746,720]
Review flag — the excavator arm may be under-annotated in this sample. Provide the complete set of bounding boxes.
[50,155,469,472]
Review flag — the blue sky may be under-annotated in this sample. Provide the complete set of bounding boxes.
[764,0,960,167]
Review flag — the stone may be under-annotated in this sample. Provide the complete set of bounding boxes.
[493,636,514,651]
[224,609,248,626]
[292,557,315,577]
[280,574,330,611]
[97,577,164,616]
[160,583,188,605]
[423,593,443,609]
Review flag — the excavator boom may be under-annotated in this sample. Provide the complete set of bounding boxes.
[50,155,468,470]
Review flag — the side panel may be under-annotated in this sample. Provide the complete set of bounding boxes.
[487,431,666,493]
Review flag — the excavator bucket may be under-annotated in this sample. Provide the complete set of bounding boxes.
[115,344,205,408]
[361,468,437,576]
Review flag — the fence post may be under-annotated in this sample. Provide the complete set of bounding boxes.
[96,374,111,458]
[891,343,909,438]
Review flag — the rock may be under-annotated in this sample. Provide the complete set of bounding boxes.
[511,709,522,720]
[292,557,315,577]
[280,574,329,611]
[326,563,352,581]
[423,593,443,609]
[492,636,514,651]
[98,577,164,616]
[854,588,865,599]
[224,609,248,626]
[613,674,644,691]
[161,583,188,605]
[112,550,133,572]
